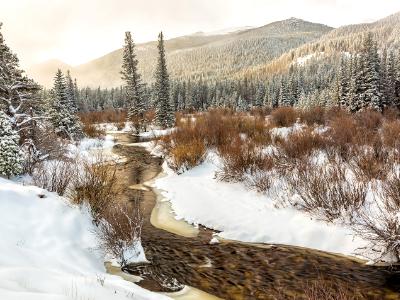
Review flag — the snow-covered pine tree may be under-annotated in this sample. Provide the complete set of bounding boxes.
[73,78,81,111]
[49,69,82,141]
[348,54,364,112]
[0,111,23,178]
[154,32,174,128]
[360,33,382,111]
[393,50,400,108]
[254,84,265,107]
[0,23,40,135]
[121,32,145,134]
[279,80,291,106]
[338,56,350,107]
[66,70,78,113]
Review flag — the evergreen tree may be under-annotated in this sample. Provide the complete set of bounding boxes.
[49,69,82,141]
[0,111,23,178]
[66,70,78,113]
[338,56,350,107]
[154,32,174,128]
[360,33,382,111]
[279,80,291,106]
[0,23,40,134]
[121,32,145,133]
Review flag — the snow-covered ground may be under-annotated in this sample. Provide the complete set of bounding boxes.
[0,178,169,300]
[153,151,369,257]
[0,135,171,300]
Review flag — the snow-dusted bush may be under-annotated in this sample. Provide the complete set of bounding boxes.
[70,156,120,222]
[32,159,77,196]
[287,163,368,222]
[0,111,23,178]
[354,172,400,263]
[96,200,143,267]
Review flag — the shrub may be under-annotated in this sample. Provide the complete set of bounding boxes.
[325,113,358,160]
[96,200,143,267]
[298,106,326,126]
[355,109,383,132]
[168,138,206,173]
[33,160,76,196]
[78,109,127,124]
[350,147,391,182]
[382,120,400,149]
[271,107,298,127]
[277,129,328,162]
[217,136,274,184]
[82,122,106,138]
[287,163,367,222]
[71,157,120,222]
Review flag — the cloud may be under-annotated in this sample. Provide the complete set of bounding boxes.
[1,0,399,68]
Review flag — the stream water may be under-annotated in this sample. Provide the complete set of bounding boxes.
[109,132,400,300]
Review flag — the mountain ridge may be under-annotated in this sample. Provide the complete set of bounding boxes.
[27,18,333,88]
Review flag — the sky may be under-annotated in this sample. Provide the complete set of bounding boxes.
[1,0,400,68]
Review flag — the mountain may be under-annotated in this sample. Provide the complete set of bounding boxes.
[243,12,400,80]
[28,59,72,88]
[28,18,332,88]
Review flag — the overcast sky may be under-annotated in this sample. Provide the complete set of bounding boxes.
[1,0,400,68]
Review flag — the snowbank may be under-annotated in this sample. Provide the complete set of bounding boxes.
[0,178,169,300]
[153,153,368,257]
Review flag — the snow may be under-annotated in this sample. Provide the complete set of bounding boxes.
[139,127,175,139]
[270,122,304,139]
[0,178,170,300]
[295,52,324,66]
[153,152,369,257]
[67,135,121,163]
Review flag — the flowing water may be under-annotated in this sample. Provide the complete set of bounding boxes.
[109,132,400,300]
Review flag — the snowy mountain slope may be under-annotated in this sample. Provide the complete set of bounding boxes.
[28,18,332,88]
[0,178,169,300]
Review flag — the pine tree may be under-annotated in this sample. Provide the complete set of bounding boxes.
[121,32,145,134]
[279,80,291,106]
[49,69,82,141]
[360,33,382,111]
[66,70,78,113]
[0,111,23,178]
[254,84,265,107]
[348,54,363,112]
[338,56,350,107]
[0,23,40,134]
[154,32,174,128]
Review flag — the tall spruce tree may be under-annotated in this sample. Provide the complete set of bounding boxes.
[154,32,174,128]
[360,33,382,111]
[49,69,82,141]
[338,56,350,107]
[66,70,78,113]
[121,32,145,134]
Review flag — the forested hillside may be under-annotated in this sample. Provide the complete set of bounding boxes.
[28,18,332,87]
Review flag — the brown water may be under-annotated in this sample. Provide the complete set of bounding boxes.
[111,132,400,300]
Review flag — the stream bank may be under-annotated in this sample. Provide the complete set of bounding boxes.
[111,132,400,300]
